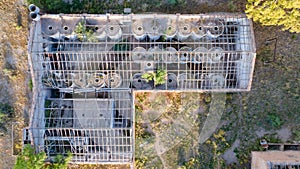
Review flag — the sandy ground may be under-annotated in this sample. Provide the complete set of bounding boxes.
[0,0,29,168]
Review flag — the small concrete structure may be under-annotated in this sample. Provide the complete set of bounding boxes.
[251,151,300,169]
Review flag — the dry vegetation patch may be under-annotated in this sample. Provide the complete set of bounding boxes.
[0,0,29,167]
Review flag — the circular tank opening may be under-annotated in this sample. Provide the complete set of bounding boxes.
[110,26,114,31]
[29,5,36,11]
[95,78,99,83]
[31,13,37,19]
[138,79,142,82]
[48,25,53,30]
[198,26,202,31]
[138,26,143,31]
[183,26,188,31]
[95,26,99,30]
[147,63,152,67]
[110,79,114,82]
[214,26,219,31]
[168,79,173,83]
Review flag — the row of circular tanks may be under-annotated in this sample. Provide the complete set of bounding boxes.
[45,72,122,88]
[83,19,224,41]
[131,18,225,40]
[44,71,226,89]
[132,46,225,63]
[42,18,225,41]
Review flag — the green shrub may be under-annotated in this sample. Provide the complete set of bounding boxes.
[27,0,124,14]
[14,144,46,169]
[246,0,300,33]
[142,69,167,86]
[267,114,283,128]
[292,129,300,142]
[74,21,98,42]
[14,144,72,169]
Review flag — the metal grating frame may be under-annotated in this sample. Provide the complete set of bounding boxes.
[30,13,256,92]
[27,13,256,165]
[29,90,134,164]
[268,162,300,169]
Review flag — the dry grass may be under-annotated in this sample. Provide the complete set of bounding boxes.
[0,0,29,167]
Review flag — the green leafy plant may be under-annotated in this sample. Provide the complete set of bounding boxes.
[46,153,73,169]
[142,69,167,86]
[268,114,283,128]
[14,144,46,169]
[29,79,33,91]
[74,21,98,42]
[27,0,124,14]
[292,130,300,142]
[245,0,300,33]
[14,145,72,169]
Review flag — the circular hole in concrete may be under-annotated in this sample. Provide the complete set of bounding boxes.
[168,79,173,83]
[48,25,53,30]
[147,63,151,67]
[168,26,172,30]
[64,26,68,30]
[110,79,114,82]
[95,78,99,83]
[110,26,114,31]
[214,26,218,31]
[95,26,99,30]
[137,26,142,31]
[183,26,188,31]
[198,26,202,31]
[138,79,142,82]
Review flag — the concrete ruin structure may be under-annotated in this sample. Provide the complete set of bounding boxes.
[26,11,256,166]
[252,151,300,169]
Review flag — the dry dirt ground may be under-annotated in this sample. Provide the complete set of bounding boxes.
[0,0,29,168]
